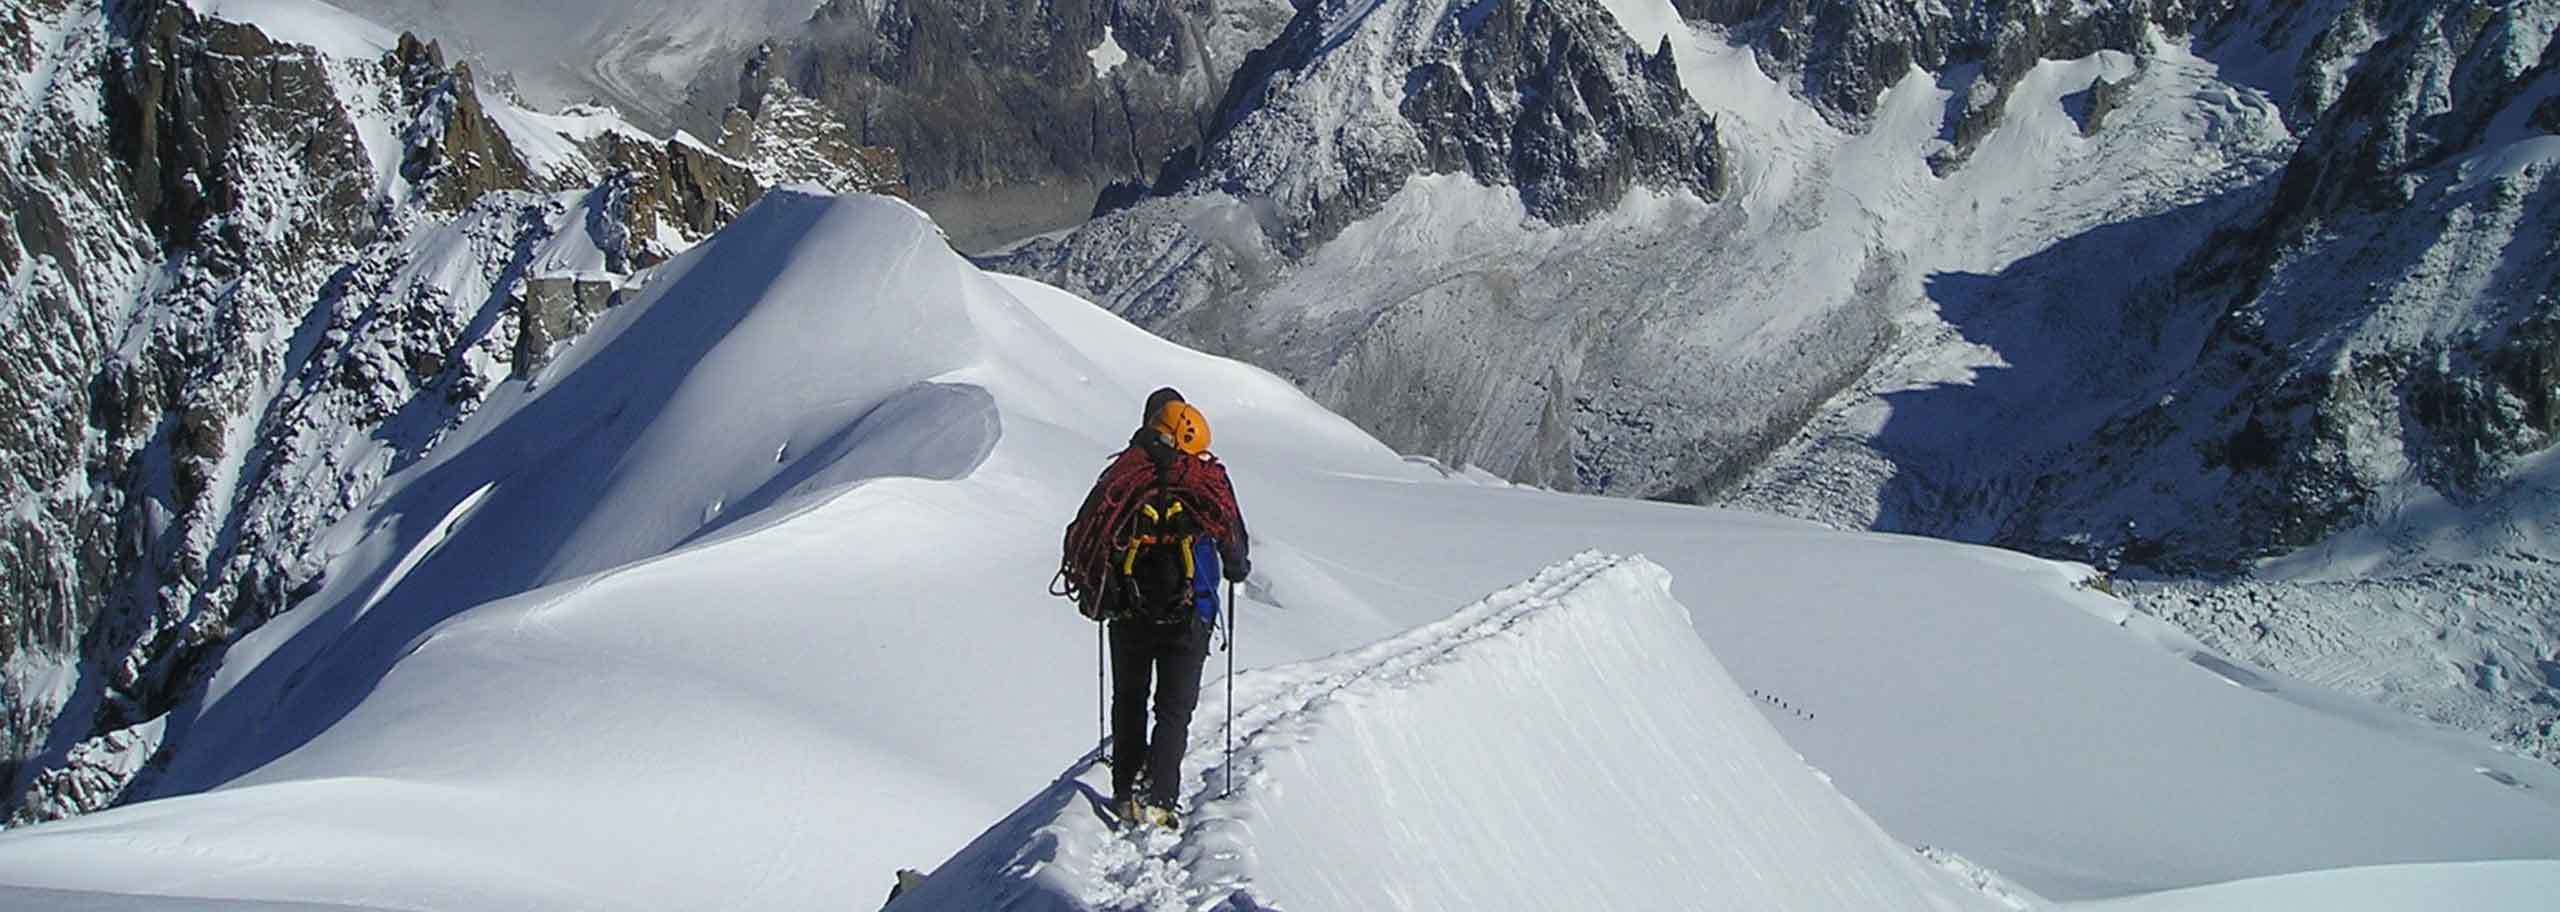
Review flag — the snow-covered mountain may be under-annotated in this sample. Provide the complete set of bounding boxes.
[0,0,896,824]
[0,189,2554,910]
[987,0,2560,763]
[1,1,2555,904]
[1725,0,2560,763]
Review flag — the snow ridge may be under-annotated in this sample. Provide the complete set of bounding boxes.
[1095,553,1626,910]
[893,552,1992,911]
[886,553,1630,911]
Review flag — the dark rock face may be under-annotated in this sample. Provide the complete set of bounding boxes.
[1147,0,1727,253]
[11,1,392,794]
[1725,0,2218,121]
[515,276,620,374]
[107,3,375,251]
[784,0,1179,192]
[389,34,531,212]
[1677,0,2239,172]
[1,0,150,730]
[595,132,762,263]
[707,0,1292,242]
[718,43,910,198]
[1398,4,1725,227]
[2252,0,2553,233]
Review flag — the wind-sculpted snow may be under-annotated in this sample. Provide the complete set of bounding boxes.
[155,191,1005,792]
[890,554,1996,911]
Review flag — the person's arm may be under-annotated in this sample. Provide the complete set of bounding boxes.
[1211,462,1250,581]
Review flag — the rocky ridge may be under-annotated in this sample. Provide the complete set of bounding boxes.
[1161,0,1729,251]
[718,41,908,198]
[1689,0,2240,166]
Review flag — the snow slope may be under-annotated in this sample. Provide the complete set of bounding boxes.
[890,553,1998,911]
[0,192,2553,909]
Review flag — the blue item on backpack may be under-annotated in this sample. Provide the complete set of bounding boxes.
[1192,537,1222,624]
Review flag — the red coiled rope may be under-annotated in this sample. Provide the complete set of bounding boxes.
[1053,446,1239,612]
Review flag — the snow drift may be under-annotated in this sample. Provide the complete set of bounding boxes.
[890,553,1996,911]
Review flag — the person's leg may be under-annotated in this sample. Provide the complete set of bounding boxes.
[1145,649,1210,807]
[1107,624,1154,803]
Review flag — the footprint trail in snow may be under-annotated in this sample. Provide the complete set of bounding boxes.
[888,552,2000,911]
[1071,554,1627,911]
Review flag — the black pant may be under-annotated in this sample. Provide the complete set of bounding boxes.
[1109,618,1209,806]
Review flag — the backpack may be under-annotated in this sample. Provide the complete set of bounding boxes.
[1113,488,1220,624]
[1055,444,1238,622]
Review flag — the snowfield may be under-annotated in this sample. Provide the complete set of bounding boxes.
[0,193,2553,909]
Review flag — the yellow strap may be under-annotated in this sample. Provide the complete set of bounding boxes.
[1118,500,1197,582]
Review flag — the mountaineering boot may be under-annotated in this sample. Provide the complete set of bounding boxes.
[1142,804,1180,831]
[1114,796,1145,829]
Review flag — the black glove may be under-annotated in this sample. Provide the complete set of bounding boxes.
[1223,556,1251,583]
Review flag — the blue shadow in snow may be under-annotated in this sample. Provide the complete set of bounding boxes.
[1864,189,2256,542]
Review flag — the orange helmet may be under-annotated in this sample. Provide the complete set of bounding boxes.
[1151,401,1211,455]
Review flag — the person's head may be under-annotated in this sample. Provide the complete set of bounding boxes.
[1150,400,1211,456]
[1143,387,1184,429]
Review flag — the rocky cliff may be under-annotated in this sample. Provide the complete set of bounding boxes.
[696,0,1294,247]
[1158,0,1728,251]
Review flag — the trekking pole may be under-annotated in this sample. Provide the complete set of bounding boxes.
[1223,579,1236,799]
[1097,617,1107,756]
